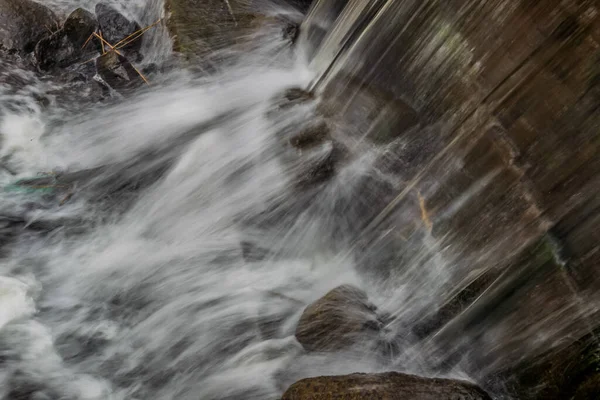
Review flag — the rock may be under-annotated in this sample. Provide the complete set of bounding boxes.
[95,3,142,54]
[289,121,329,150]
[290,0,314,13]
[165,0,263,61]
[574,373,600,400]
[295,285,386,352]
[35,33,76,71]
[281,372,492,400]
[278,119,348,187]
[63,8,98,48]
[0,0,59,53]
[34,8,97,71]
[295,140,348,188]
[283,22,300,44]
[95,51,144,93]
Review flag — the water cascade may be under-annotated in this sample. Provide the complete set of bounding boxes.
[0,0,598,399]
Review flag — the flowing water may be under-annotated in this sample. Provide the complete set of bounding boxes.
[0,0,551,399]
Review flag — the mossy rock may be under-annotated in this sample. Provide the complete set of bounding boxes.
[281,372,492,399]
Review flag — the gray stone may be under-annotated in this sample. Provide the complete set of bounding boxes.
[34,8,97,71]
[95,3,141,54]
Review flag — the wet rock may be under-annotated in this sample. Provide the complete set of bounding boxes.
[574,373,600,400]
[490,324,600,400]
[289,120,329,150]
[295,285,385,352]
[95,3,142,54]
[281,372,492,400]
[279,87,315,110]
[283,22,300,44]
[295,140,347,187]
[63,8,98,48]
[0,0,59,53]
[165,0,263,62]
[96,51,144,93]
[265,87,315,121]
[290,0,314,13]
[34,8,98,71]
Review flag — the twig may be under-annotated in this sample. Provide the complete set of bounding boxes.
[113,19,162,49]
[78,21,161,86]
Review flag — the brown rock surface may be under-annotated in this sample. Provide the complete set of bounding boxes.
[295,285,383,352]
[281,372,492,400]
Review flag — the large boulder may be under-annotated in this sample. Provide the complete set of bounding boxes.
[95,3,142,54]
[281,372,492,400]
[295,285,388,352]
[0,0,59,53]
[34,8,98,71]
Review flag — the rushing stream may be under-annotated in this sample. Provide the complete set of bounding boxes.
[0,0,541,399]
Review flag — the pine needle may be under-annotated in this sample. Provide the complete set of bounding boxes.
[113,19,162,50]
[82,32,94,49]
[77,20,162,86]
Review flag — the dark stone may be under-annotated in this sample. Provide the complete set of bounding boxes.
[35,32,77,71]
[283,22,300,43]
[95,3,142,54]
[574,374,600,400]
[34,8,97,71]
[0,0,59,53]
[282,372,492,400]
[295,285,384,352]
[63,8,98,48]
[294,140,348,187]
[289,0,314,13]
[96,51,144,93]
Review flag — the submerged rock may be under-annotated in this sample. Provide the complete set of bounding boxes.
[281,372,492,400]
[95,3,142,54]
[35,8,98,71]
[295,285,386,352]
[295,140,346,187]
[289,121,329,150]
[0,0,59,53]
[96,51,144,93]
